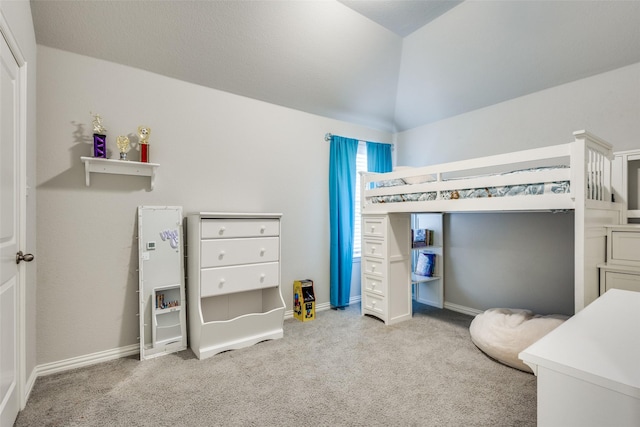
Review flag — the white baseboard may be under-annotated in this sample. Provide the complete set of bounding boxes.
[36,344,139,378]
[444,301,482,317]
[22,367,38,409]
[285,301,332,319]
[284,297,480,319]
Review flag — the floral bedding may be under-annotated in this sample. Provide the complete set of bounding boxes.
[368,166,570,204]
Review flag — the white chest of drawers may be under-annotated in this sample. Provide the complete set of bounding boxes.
[187,212,285,360]
[361,213,412,325]
[519,289,640,427]
[599,224,640,295]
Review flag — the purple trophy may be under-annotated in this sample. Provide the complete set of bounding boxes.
[91,113,107,158]
[93,134,106,158]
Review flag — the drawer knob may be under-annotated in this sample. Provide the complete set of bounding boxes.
[260,273,266,282]
[371,247,376,253]
[371,301,376,307]
[218,226,226,235]
[218,250,226,259]
[219,278,225,286]
[260,248,266,256]
[371,226,375,232]
[260,225,266,233]
[371,265,376,271]
[372,282,377,289]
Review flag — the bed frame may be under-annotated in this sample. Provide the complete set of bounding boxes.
[360,130,623,313]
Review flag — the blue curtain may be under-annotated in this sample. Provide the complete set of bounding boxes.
[329,135,358,308]
[367,142,393,173]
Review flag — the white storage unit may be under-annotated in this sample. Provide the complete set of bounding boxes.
[519,289,640,427]
[361,213,412,325]
[410,213,444,309]
[187,212,285,360]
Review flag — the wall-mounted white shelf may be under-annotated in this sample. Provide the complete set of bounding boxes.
[81,156,160,189]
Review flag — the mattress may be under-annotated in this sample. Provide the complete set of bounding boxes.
[368,166,570,204]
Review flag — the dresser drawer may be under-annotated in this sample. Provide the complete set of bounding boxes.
[201,218,279,239]
[611,231,640,265]
[362,292,386,317]
[363,217,386,238]
[201,262,279,297]
[362,257,385,278]
[362,238,386,259]
[602,271,640,294]
[363,275,385,296]
[201,237,279,268]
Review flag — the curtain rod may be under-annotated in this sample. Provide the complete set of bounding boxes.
[324,133,394,148]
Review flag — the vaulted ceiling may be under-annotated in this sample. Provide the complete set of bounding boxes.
[30,1,640,133]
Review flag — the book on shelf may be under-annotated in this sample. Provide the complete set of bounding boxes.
[412,229,433,248]
[414,252,436,277]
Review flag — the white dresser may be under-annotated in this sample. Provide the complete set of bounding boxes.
[361,213,412,325]
[519,289,640,427]
[187,212,285,360]
[598,224,640,294]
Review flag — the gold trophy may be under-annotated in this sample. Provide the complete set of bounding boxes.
[116,135,130,160]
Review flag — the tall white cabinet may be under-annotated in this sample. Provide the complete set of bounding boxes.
[361,212,445,325]
[361,213,412,325]
[599,150,640,296]
[187,212,285,360]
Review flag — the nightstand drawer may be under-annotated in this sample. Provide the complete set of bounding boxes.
[201,218,279,239]
[201,262,279,297]
[201,237,279,267]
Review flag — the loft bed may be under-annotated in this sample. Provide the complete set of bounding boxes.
[360,130,623,312]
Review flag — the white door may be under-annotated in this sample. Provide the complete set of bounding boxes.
[0,31,24,427]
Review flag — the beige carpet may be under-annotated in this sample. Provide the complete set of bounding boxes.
[15,303,536,426]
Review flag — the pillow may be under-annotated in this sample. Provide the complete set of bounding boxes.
[394,166,435,185]
[469,308,568,373]
[375,178,405,187]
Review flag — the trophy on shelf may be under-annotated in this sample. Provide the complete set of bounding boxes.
[91,112,107,158]
[116,135,130,161]
[138,126,151,163]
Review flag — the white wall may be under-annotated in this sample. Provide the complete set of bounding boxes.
[396,63,640,315]
[0,0,38,399]
[36,46,391,365]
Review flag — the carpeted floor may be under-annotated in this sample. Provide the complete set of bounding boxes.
[15,303,536,426]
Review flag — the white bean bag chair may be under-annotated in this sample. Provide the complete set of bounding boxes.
[469,308,568,373]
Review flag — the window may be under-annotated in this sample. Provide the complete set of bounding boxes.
[353,141,367,258]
